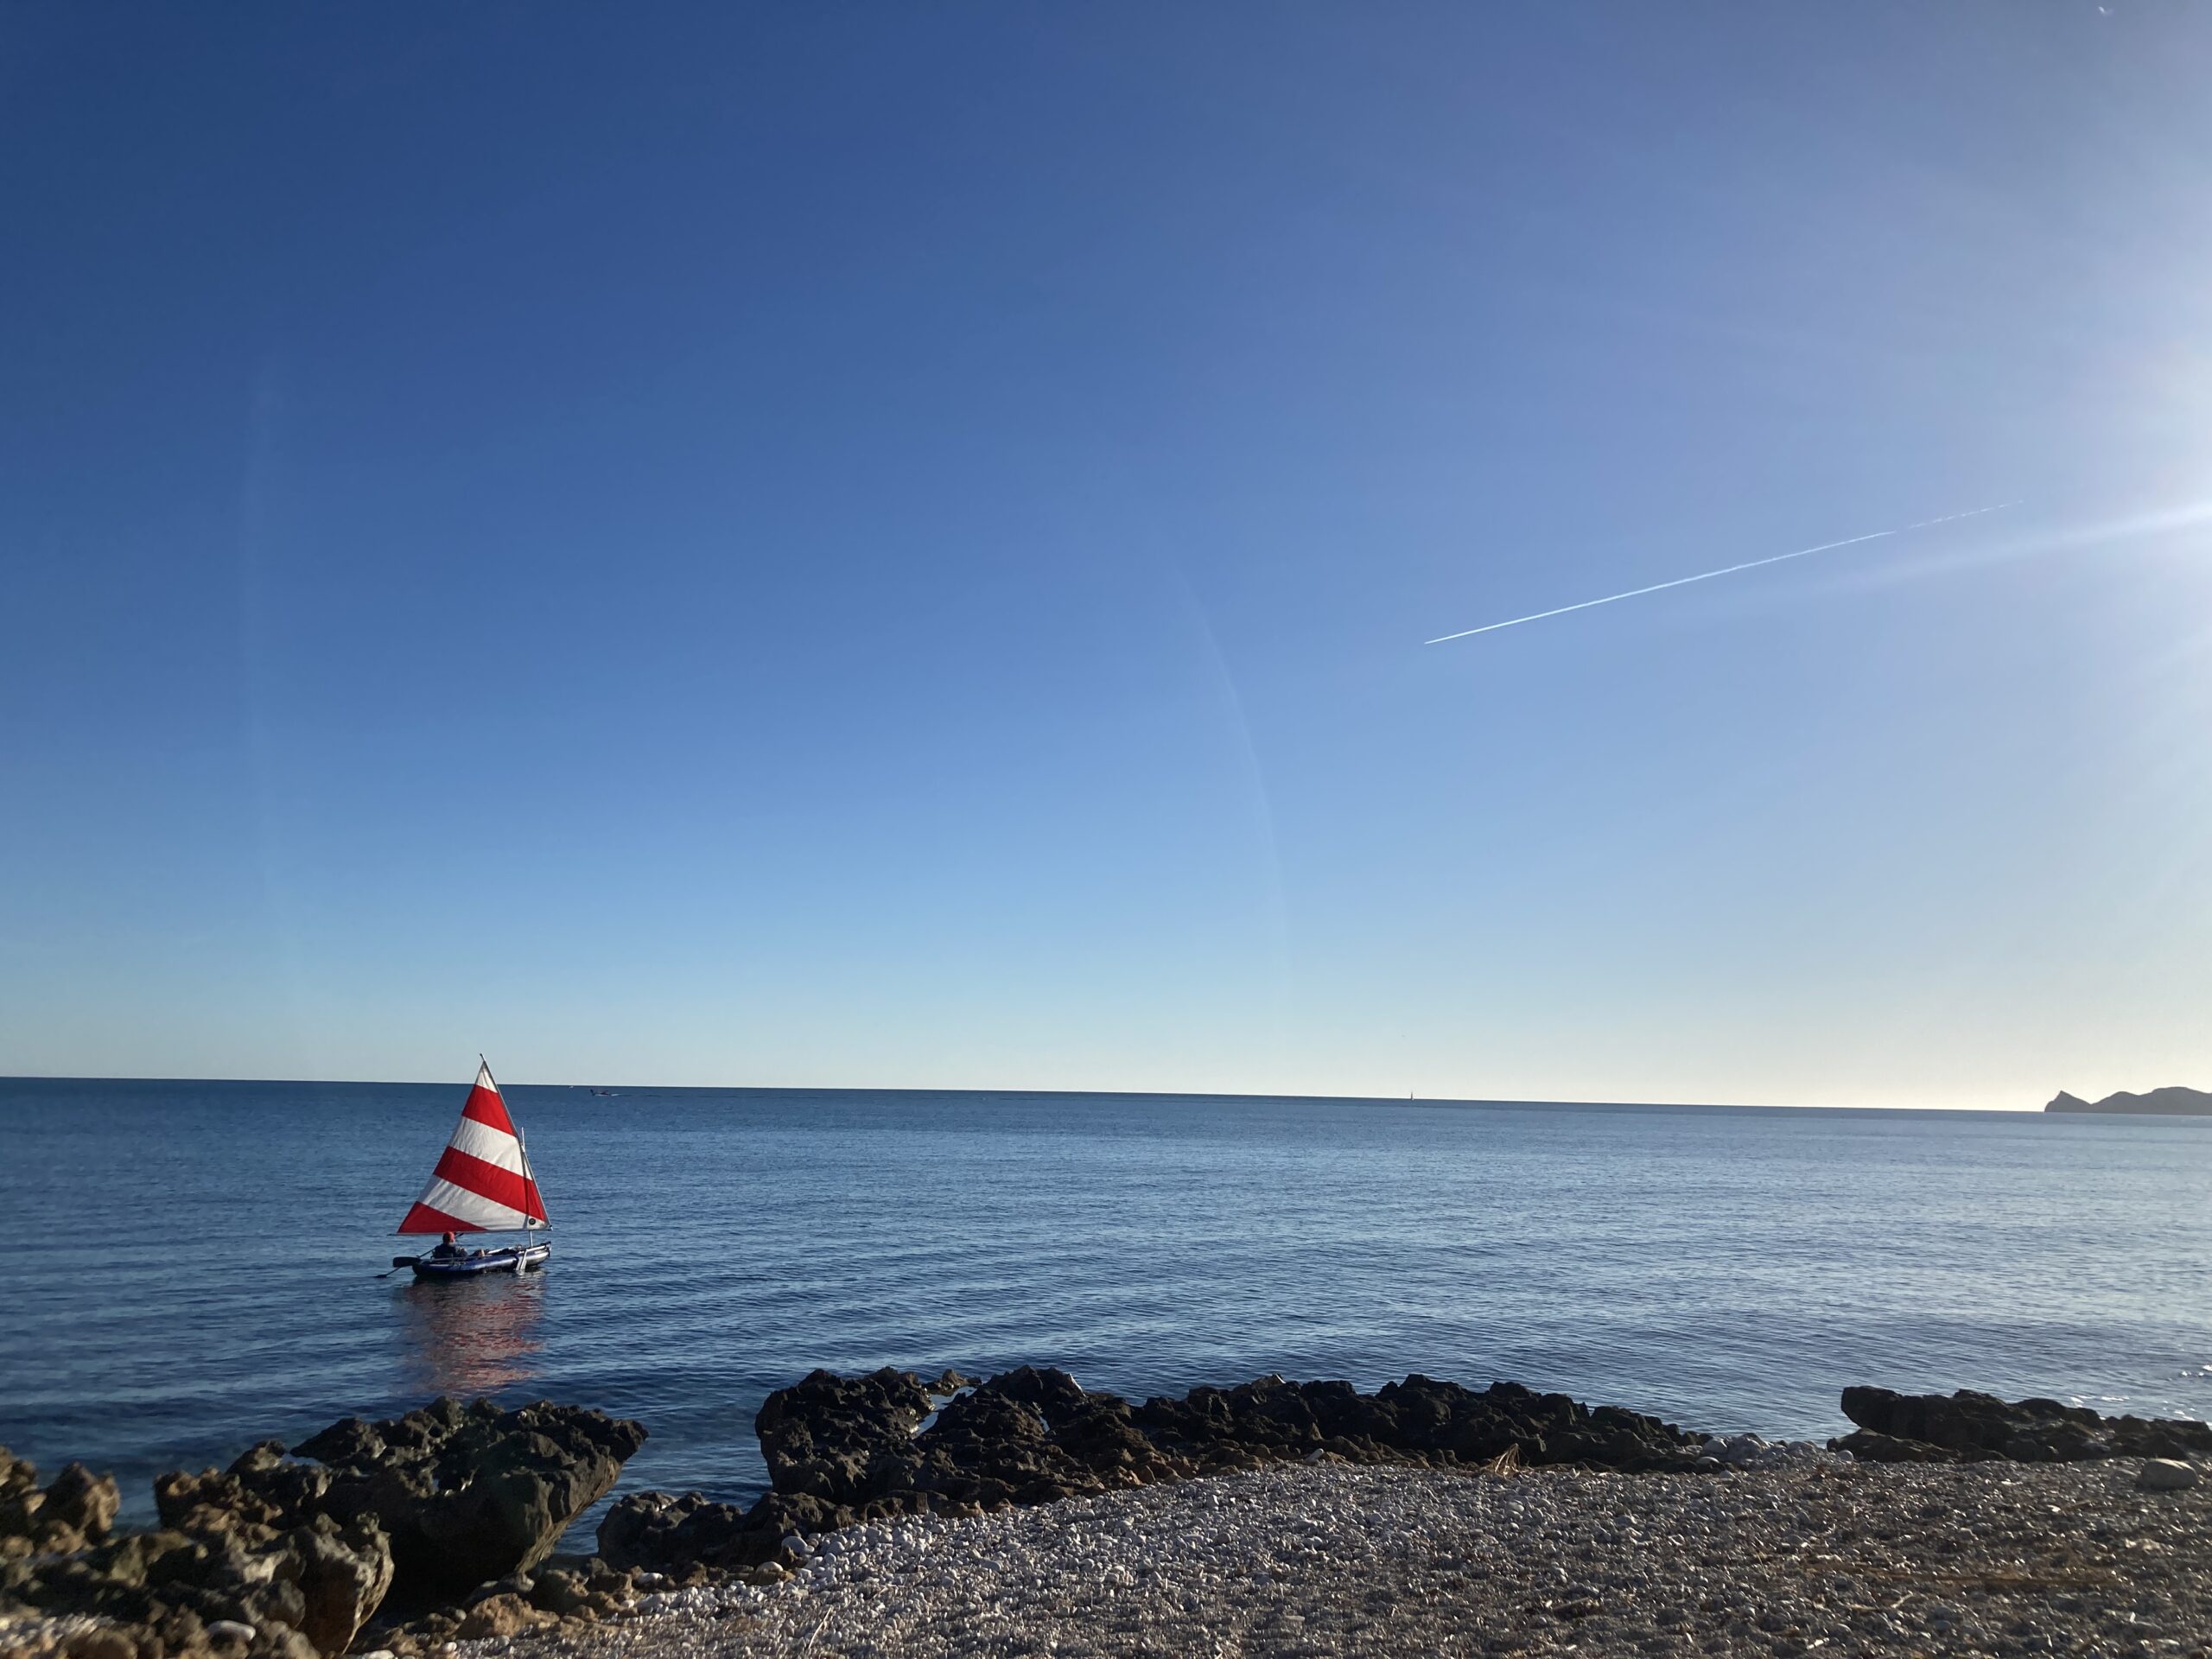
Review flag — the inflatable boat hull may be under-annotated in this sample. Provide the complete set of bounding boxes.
[394,1243,551,1278]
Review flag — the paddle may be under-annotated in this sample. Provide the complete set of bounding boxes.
[374,1255,418,1279]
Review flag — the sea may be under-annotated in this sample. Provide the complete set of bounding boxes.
[4,1078,2211,1544]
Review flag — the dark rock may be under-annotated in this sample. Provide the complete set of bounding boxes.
[288,1420,382,1470]
[905,1367,1173,1509]
[274,1517,395,1657]
[1137,1374,1697,1474]
[597,1491,781,1572]
[39,1465,120,1548]
[19,1396,642,1659]
[0,1452,123,1559]
[157,1398,645,1605]
[0,1510,391,1659]
[1827,1428,1980,1464]
[1840,1386,2212,1463]
[747,1490,852,1537]
[601,1364,1702,1575]
[154,1446,327,1547]
[755,1363,1194,1521]
[755,1369,933,1504]
[0,1446,41,1545]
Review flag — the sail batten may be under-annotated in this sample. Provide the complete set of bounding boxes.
[396,1061,550,1234]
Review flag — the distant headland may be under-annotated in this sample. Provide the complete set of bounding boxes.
[2046,1086,2212,1116]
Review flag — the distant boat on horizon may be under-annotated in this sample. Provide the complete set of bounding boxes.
[388,1060,552,1279]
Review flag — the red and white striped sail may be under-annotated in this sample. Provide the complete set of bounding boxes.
[396,1061,550,1235]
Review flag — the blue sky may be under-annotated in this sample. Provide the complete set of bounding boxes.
[3,3,2208,1106]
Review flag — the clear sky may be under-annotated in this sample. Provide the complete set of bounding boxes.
[4,3,2209,1107]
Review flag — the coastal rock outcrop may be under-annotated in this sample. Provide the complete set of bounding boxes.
[600,1365,1704,1573]
[596,1492,779,1573]
[598,1367,1011,1571]
[2,1400,646,1659]
[0,1509,392,1659]
[0,1450,121,1559]
[1135,1374,1699,1472]
[1831,1386,2212,1463]
[754,1367,935,1507]
[156,1397,646,1602]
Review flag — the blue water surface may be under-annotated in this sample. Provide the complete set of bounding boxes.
[3,1079,2209,1538]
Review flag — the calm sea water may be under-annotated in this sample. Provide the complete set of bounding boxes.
[4,1079,2211,1541]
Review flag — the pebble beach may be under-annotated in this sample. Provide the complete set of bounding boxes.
[499,1459,2212,1659]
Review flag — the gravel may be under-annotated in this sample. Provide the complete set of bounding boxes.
[442,1459,2212,1658]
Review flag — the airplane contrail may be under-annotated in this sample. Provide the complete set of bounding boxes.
[1423,503,2017,645]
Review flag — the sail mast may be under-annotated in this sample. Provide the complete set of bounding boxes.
[485,1054,548,1231]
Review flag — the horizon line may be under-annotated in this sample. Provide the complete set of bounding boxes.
[0,1072,2050,1113]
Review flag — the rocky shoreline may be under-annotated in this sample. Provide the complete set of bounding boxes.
[3,1371,2208,1659]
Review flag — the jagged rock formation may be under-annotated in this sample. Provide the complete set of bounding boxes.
[0,1499,390,1659]
[1829,1386,2212,1464]
[599,1365,1704,1573]
[2046,1086,2212,1115]
[158,1397,647,1602]
[1,1450,120,1559]
[0,1399,647,1659]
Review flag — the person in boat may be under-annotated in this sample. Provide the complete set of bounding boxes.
[430,1230,467,1261]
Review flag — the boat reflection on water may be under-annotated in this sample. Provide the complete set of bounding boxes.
[394,1271,548,1398]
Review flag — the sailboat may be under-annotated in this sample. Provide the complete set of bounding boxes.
[389,1060,553,1279]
